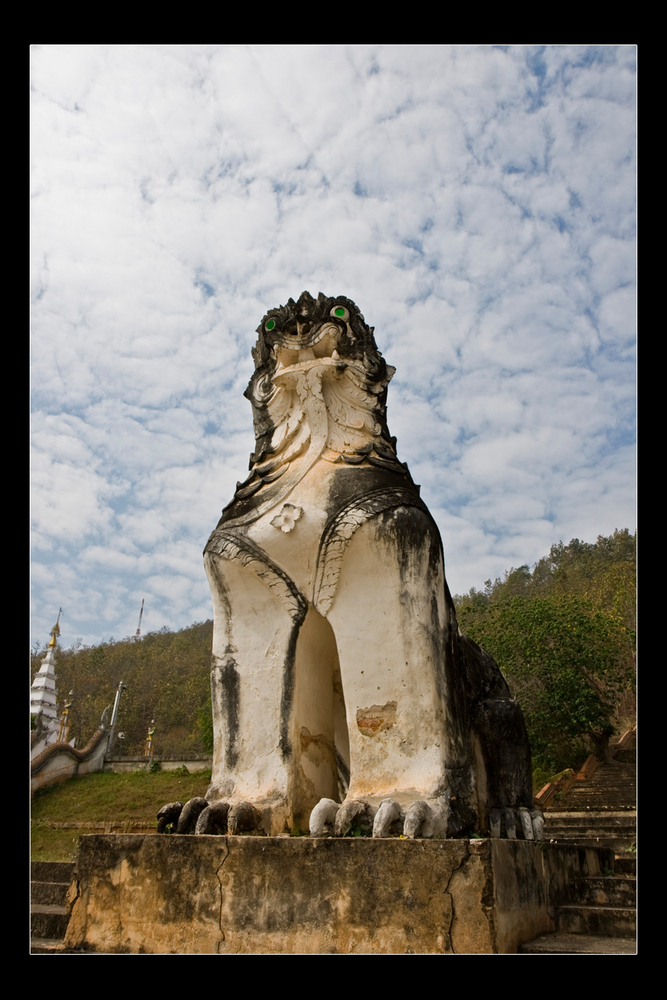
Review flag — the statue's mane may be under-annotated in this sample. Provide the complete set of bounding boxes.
[220,292,409,526]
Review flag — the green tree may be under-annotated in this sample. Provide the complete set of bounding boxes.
[458,594,635,775]
[455,530,636,623]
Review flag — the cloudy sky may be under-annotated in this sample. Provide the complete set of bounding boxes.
[30,44,636,650]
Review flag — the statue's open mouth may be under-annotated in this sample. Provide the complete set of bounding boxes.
[271,321,345,372]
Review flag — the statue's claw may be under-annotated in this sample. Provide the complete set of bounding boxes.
[403,800,430,839]
[176,797,208,834]
[309,798,340,837]
[519,806,534,840]
[228,801,262,834]
[530,808,545,840]
[334,799,374,837]
[488,806,544,840]
[403,798,448,838]
[195,801,230,835]
[372,798,403,838]
[503,807,517,839]
[157,801,182,833]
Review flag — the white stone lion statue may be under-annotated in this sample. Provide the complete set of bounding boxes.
[168,292,541,841]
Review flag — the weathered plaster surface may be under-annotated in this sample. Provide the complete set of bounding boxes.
[64,835,613,954]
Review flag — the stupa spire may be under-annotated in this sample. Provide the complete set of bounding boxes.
[31,610,63,732]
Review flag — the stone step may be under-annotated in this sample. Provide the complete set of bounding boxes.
[560,777,635,790]
[544,828,635,843]
[32,879,70,906]
[575,770,634,776]
[565,780,636,792]
[566,778,636,786]
[547,800,636,812]
[547,839,636,853]
[575,876,636,907]
[519,933,636,955]
[31,861,75,883]
[556,904,635,938]
[565,781,636,798]
[545,828,637,840]
[584,769,635,778]
[543,812,636,840]
[579,787,636,794]
[31,903,70,941]
[552,806,636,815]
[544,809,636,823]
[566,777,636,785]
[30,938,71,954]
[544,827,636,838]
[614,856,636,876]
[30,860,76,953]
[551,807,636,818]
[558,787,636,796]
[566,776,636,787]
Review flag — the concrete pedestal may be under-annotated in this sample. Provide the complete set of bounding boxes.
[64,834,613,954]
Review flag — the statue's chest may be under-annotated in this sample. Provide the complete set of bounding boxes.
[240,462,421,604]
[244,461,339,599]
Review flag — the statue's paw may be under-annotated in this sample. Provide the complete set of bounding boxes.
[309,796,450,838]
[157,801,183,833]
[195,801,230,835]
[403,798,448,839]
[334,798,375,837]
[488,806,544,840]
[228,800,262,835]
[176,797,209,834]
[309,798,340,837]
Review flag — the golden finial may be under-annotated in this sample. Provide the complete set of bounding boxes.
[48,608,63,648]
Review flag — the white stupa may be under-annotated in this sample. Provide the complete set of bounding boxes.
[31,611,62,750]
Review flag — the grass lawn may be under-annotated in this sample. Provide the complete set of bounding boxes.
[31,768,212,863]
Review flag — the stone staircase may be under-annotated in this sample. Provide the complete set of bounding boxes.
[541,732,636,853]
[519,854,636,954]
[31,861,75,953]
[520,729,637,953]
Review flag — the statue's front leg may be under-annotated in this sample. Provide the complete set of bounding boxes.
[311,507,454,838]
[199,539,339,835]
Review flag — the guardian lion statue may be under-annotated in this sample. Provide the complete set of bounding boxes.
[168,292,542,841]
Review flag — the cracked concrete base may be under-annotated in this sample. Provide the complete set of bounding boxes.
[64,835,614,955]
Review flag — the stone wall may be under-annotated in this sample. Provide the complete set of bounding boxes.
[104,756,212,773]
[64,834,612,954]
[31,730,110,797]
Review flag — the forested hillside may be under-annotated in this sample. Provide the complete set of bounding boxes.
[31,621,214,757]
[454,529,636,781]
[31,529,635,782]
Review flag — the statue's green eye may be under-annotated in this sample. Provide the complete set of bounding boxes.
[331,306,349,321]
[265,319,276,332]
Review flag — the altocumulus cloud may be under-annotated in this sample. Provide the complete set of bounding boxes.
[30,44,636,648]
